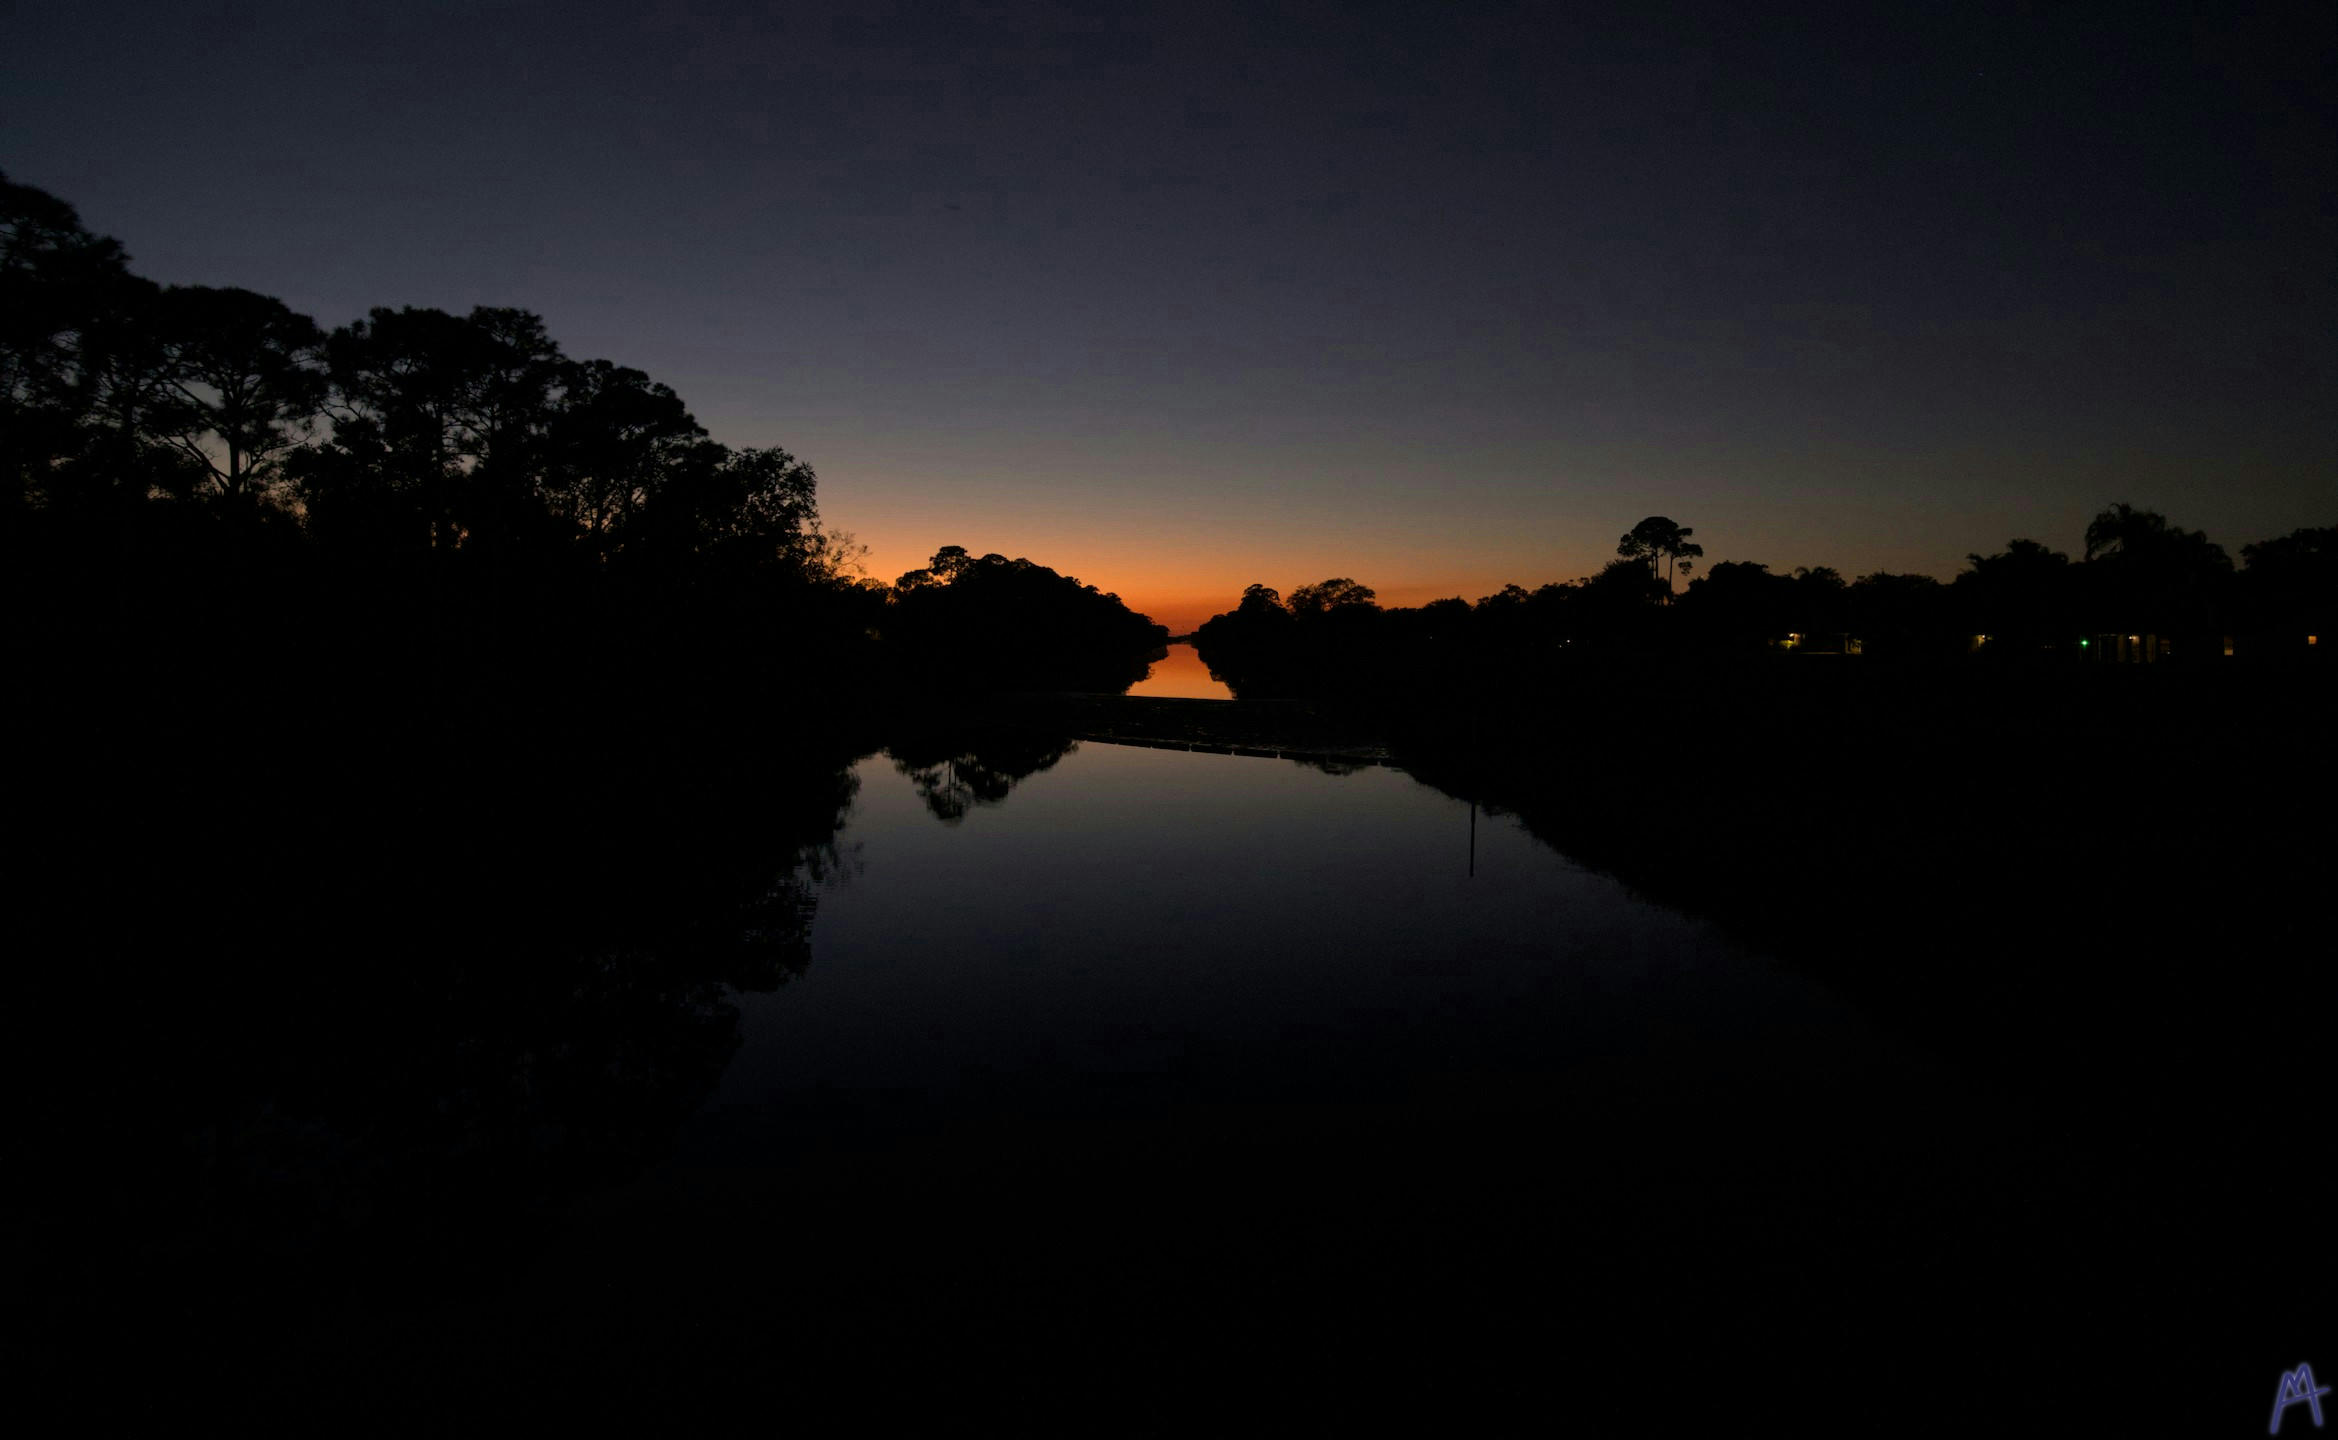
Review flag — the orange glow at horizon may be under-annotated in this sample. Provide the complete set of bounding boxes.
[819,468,2077,639]
[841,527,1629,638]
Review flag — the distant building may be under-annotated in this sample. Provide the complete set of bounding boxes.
[2087,632,2167,663]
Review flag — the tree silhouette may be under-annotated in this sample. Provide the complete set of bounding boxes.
[1572,556,1669,644]
[1235,583,1288,618]
[1955,540,2074,651]
[1617,516,1703,598]
[884,545,1168,691]
[2080,503,2231,641]
[2,171,149,507]
[541,358,707,560]
[301,304,570,551]
[2084,503,2179,562]
[1677,560,1795,649]
[1286,577,1378,615]
[148,285,326,506]
[2235,526,2337,650]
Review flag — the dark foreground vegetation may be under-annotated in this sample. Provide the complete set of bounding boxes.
[1170,533,2337,1424]
[1185,513,2335,1036]
[5,171,1169,1424]
[10,172,2333,1428]
[3,168,1163,708]
[1185,510,2335,1055]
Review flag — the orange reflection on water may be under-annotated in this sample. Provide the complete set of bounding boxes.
[1124,642,1234,700]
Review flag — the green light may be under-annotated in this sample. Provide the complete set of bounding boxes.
[2079,638,2089,647]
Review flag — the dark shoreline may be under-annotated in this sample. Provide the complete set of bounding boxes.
[973,690,1396,764]
[13,651,2330,1430]
[960,662,2336,1423]
[973,658,2335,1053]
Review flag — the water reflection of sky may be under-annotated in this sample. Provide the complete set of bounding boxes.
[699,741,1907,1153]
[1121,641,1234,700]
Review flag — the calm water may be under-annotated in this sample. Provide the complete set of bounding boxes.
[31,717,2241,1427]
[484,738,2129,1422]
[1121,640,1235,699]
[687,738,1930,1155]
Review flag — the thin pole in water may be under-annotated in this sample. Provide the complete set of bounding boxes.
[1468,661,1480,878]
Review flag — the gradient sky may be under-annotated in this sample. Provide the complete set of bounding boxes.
[7,0,2330,633]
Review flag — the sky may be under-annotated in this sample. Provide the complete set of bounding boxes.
[6,0,2331,633]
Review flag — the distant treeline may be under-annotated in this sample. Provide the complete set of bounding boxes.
[2,171,1162,712]
[1197,513,2334,700]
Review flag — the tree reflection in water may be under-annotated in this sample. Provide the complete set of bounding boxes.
[15,727,866,1370]
[885,725,1080,824]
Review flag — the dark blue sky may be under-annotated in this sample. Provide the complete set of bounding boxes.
[7,0,2330,628]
